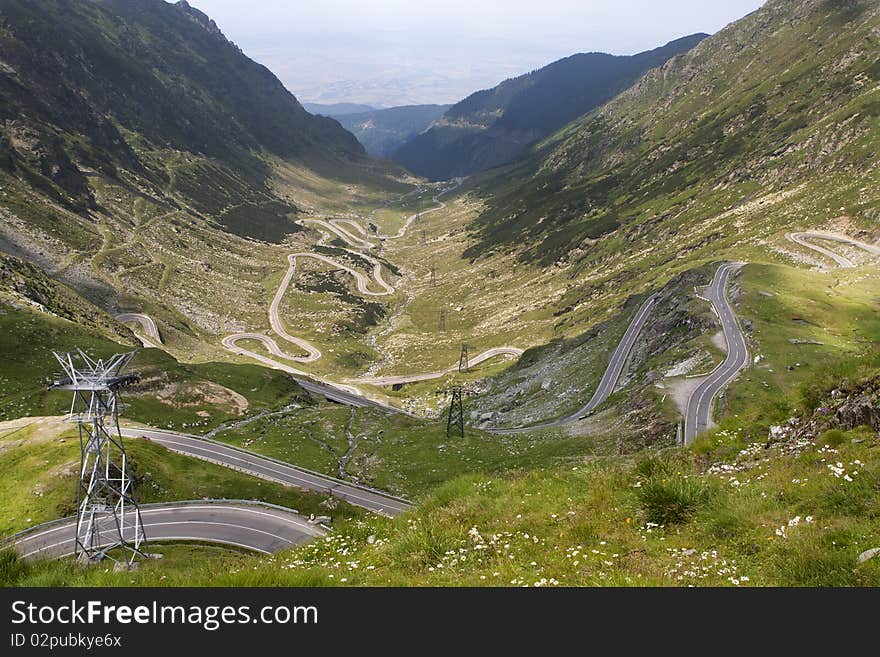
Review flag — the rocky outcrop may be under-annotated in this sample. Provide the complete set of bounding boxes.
[797,377,880,437]
[767,375,880,446]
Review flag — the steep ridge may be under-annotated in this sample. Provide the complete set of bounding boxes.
[392,34,707,180]
[465,0,880,266]
[0,0,362,219]
[0,0,404,339]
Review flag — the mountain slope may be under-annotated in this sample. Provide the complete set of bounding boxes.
[465,0,880,266]
[392,34,707,181]
[0,0,414,342]
[333,104,452,157]
[0,0,363,232]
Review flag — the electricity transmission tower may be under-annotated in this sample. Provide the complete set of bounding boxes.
[445,386,465,438]
[51,350,147,566]
[459,344,469,373]
[438,308,446,331]
[430,265,437,287]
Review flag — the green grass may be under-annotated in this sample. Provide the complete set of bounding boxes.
[0,544,257,587]
[9,418,879,587]
[717,262,880,438]
[0,420,361,538]
[0,303,305,431]
[637,476,709,525]
[209,405,605,499]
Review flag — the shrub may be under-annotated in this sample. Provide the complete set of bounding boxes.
[633,455,669,480]
[637,477,708,525]
[569,520,599,544]
[818,429,847,447]
[0,549,30,586]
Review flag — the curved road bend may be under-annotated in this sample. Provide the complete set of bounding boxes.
[120,427,413,517]
[683,262,749,444]
[300,219,374,250]
[348,346,524,387]
[282,252,395,298]
[300,179,461,249]
[264,249,396,366]
[221,334,415,416]
[374,179,461,240]
[116,312,162,348]
[490,294,658,435]
[10,501,324,560]
[787,231,880,268]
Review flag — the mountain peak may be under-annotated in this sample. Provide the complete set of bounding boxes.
[174,0,228,43]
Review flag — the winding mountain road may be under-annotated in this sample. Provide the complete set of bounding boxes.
[787,231,880,268]
[220,334,413,414]
[120,427,413,516]
[373,181,460,240]
[115,312,161,348]
[347,347,524,387]
[300,218,375,250]
[220,178,522,407]
[490,294,658,434]
[9,501,324,560]
[281,251,395,298]
[683,262,749,444]
[116,181,521,413]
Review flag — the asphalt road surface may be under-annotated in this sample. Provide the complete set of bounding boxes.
[787,231,880,268]
[115,312,161,348]
[349,346,524,387]
[9,501,324,560]
[490,294,658,434]
[120,427,413,516]
[683,262,749,444]
[220,334,415,416]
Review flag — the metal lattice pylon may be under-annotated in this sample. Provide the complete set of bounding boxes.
[446,386,465,438]
[458,344,469,373]
[51,349,147,566]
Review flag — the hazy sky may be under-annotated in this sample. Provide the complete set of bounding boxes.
[186,0,766,107]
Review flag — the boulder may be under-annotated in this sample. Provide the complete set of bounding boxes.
[857,548,880,564]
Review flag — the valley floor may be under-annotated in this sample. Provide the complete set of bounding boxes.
[2,158,880,588]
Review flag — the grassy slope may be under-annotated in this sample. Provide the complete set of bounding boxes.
[0,418,361,539]
[717,263,880,436]
[8,411,878,587]
[0,300,304,431]
[209,405,600,499]
[466,0,880,265]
